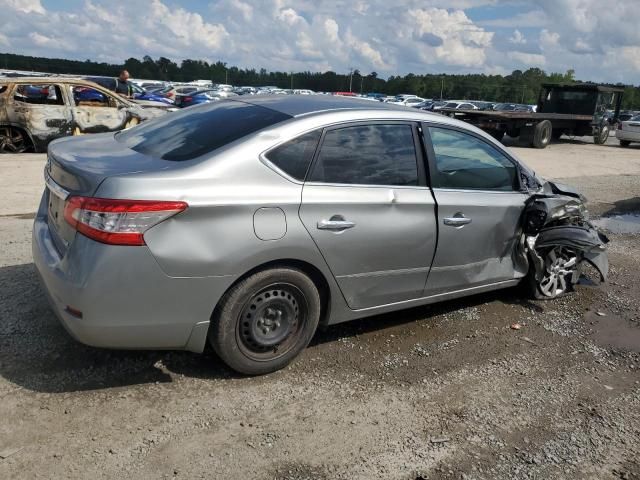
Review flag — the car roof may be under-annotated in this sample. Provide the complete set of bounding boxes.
[231,94,413,117]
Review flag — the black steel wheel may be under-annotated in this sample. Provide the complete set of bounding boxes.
[210,267,321,375]
[532,120,552,149]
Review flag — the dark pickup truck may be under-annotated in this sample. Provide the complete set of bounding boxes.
[439,83,624,148]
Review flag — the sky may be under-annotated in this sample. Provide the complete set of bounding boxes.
[0,0,639,83]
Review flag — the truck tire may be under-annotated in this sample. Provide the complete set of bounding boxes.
[532,120,552,149]
[594,125,610,145]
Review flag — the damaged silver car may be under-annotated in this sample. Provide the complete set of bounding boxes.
[33,96,608,375]
[0,77,169,153]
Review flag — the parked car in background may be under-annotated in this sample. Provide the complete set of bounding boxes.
[616,114,640,147]
[33,95,608,375]
[174,89,224,108]
[84,76,174,105]
[618,111,639,122]
[0,77,168,152]
[434,101,478,112]
[397,97,426,107]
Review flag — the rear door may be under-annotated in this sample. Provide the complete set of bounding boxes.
[422,125,529,296]
[67,84,130,134]
[6,83,73,143]
[299,122,437,310]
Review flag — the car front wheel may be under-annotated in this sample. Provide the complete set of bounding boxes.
[209,267,321,375]
[528,246,578,300]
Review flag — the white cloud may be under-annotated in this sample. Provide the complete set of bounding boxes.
[509,30,526,45]
[0,0,639,83]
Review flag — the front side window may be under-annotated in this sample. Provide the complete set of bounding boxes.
[264,130,321,181]
[14,84,64,106]
[72,86,110,107]
[308,124,418,186]
[428,127,518,191]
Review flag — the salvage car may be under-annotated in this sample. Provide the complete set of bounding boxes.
[33,95,608,375]
[0,77,168,153]
[616,114,640,147]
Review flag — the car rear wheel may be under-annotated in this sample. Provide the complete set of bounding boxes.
[209,267,321,375]
[619,140,631,147]
[527,246,578,300]
[0,126,31,153]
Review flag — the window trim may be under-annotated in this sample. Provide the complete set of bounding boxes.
[304,120,428,188]
[421,122,525,193]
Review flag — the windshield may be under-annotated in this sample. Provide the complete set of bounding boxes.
[116,100,291,161]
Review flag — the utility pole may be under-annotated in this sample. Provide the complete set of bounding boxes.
[440,77,444,100]
[349,67,354,92]
[290,71,294,90]
[521,85,526,103]
[225,68,228,84]
[360,76,364,94]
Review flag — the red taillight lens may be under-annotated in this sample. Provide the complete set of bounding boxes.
[183,96,192,102]
[63,197,188,246]
[618,123,623,130]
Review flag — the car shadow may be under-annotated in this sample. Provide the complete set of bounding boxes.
[0,262,544,394]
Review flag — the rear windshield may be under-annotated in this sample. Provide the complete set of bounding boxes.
[115,100,291,161]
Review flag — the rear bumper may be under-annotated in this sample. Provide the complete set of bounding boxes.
[32,193,236,353]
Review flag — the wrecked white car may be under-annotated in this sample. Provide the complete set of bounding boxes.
[0,77,168,153]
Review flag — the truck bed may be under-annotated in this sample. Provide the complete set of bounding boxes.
[437,109,594,122]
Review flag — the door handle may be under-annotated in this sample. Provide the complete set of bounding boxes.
[443,215,472,227]
[317,216,356,231]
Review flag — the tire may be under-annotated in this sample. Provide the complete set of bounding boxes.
[0,126,32,153]
[619,140,631,147]
[532,120,552,149]
[526,246,578,300]
[593,125,610,145]
[209,267,321,375]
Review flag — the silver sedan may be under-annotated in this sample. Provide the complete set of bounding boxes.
[32,96,608,374]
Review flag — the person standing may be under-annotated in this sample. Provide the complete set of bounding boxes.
[114,70,132,98]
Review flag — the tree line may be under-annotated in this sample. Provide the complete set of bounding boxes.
[2,52,639,109]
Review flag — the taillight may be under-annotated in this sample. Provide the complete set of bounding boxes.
[618,123,623,130]
[63,197,187,246]
[183,96,192,102]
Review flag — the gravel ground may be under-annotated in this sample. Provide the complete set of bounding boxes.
[1,137,639,480]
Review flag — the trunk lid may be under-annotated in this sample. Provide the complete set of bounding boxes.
[624,121,640,134]
[45,132,173,254]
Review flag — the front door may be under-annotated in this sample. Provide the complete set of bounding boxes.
[68,85,129,134]
[422,125,529,296]
[299,122,437,310]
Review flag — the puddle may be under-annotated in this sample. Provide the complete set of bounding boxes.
[592,213,640,234]
[586,311,640,352]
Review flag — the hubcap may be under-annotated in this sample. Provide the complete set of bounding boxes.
[539,247,577,298]
[237,283,307,360]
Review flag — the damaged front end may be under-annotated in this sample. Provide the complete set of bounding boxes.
[522,181,609,298]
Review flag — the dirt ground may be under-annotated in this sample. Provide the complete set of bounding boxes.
[1,136,639,480]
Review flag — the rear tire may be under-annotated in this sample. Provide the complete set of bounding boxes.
[619,140,631,147]
[209,267,321,375]
[0,126,32,153]
[532,120,552,149]
[593,125,610,145]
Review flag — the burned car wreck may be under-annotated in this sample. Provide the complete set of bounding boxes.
[0,77,169,153]
[521,180,609,298]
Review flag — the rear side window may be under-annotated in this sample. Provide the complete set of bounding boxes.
[264,130,321,181]
[116,100,291,161]
[428,127,517,191]
[308,124,418,186]
[14,84,64,106]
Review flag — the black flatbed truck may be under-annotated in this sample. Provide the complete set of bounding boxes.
[439,83,624,148]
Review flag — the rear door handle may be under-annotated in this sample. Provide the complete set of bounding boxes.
[317,217,356,231]
[443,215,472,227]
